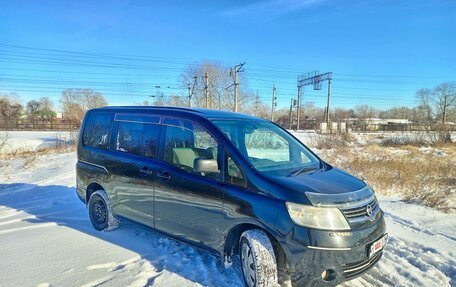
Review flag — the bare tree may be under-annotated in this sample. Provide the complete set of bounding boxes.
[433,82,456,124]
[302,102,324,124]
[252,99,270,119]
[275,108,293,128]
[355,105,378,118]
[0,93,23,129]
[446,106,456,123]
[39,97,53,111]
[180,61,253,112]
[354,105,379,131]
[134,100,152,106]
[60,88,108,127]
[332,108,352,121]
[151,91,166,106]
[26,100,42,129]
[379,106,412,120]
[416,88,434,127]
[166,95,188,107]
[37,97,57,122]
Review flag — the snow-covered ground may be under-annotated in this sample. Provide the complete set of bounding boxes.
[0,131,74,153]
[0,153,243,287]
[0,132,455,287]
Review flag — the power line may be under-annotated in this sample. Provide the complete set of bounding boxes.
[0,73,427,94]
[0,43,200,64]
[0,42,450,110]
[0,52,448,88]
[0,83,419,102]
[0,67,174,78]
[2,73,425,94]
[1,42,453,79]
[0,43,455,79]
[0,45,454,82]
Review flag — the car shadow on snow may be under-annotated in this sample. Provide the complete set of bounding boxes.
[0,183,243,287]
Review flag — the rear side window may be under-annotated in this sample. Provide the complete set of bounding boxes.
[116,121,160,158]
[83,113,112,149]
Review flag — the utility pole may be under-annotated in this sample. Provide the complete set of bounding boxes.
[297,86,302,130]
[255,90,260,116]
[324,107,328,123]
[290,99,296,130]
[187,83,192,108]
[232,62,245,112]
[326,78,332,124]
[188,76,197,108]
[204,72,209,109]
[271,83,277,122]
[234,69,238,112]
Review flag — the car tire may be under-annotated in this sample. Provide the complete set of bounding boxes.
[88,190,119,231]
[240,229,278,287]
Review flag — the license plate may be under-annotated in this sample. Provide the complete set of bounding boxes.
[369,234,388,257]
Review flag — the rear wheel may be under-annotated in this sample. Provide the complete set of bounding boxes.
[240,229,278,287]
[88,190,118,231]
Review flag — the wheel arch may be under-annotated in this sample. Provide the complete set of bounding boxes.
[86,182,106,203]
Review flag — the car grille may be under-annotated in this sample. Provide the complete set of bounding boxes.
[340,198,378,220]
[342,251,383,278]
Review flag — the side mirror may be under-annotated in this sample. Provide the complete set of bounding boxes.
[194,158,220,174]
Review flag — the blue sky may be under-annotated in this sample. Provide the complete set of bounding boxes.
[0,0,454,111]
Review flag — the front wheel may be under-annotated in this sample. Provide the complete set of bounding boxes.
[88,190,119,231]
[240,229,278,287]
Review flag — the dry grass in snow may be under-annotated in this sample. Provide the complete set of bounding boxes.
[315,142,456,213]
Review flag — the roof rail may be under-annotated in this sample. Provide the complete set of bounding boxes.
[100,106,203,113]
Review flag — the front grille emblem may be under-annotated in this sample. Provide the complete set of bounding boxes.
[366,204,373,216]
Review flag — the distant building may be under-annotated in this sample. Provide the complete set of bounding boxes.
[345,118,412,131]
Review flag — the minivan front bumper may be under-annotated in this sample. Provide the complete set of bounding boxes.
[283,212,386,287]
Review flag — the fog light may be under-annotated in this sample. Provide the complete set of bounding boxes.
[321,269,335,281]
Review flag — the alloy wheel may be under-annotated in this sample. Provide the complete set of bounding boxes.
[241,241,256,287]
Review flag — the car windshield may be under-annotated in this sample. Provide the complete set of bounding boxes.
[211,119,321,176]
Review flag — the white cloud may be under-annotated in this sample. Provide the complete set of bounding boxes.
[223,0,327,17]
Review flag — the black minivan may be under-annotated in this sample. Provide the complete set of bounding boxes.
[77,106,387,287]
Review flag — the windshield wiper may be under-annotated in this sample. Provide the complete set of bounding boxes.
[288,166,316,177]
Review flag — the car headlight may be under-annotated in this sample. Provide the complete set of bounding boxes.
[286,202,351,230]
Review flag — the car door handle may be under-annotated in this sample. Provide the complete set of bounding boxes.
[139,167,153,176]
[157,170,171,180]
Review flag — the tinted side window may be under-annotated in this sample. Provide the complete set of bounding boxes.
[116,121,160,158]
[83,113,112,149]
[163,117,220,179]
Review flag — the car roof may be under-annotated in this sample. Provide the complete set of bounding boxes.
[96,106,262,121]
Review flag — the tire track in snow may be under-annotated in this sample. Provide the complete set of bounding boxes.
[344,236,454,287]
[383,211,456,242]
